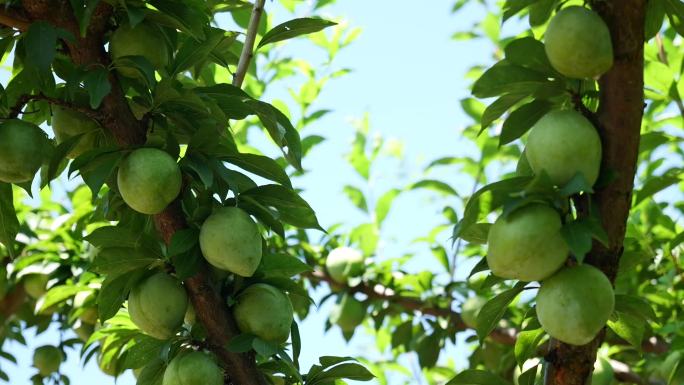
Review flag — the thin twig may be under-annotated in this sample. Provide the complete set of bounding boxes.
[0,9,30,31]
[232,0,266,88]
[9,93,102,121]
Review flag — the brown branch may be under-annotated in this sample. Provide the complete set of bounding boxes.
[232,0,265,88]
[0,8,30,30]
[16,1,266,383]
[545,1,647,384]
[0,284,26,320]
[9,93,102,121]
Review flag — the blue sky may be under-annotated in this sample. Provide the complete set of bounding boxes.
[4,1,497,384]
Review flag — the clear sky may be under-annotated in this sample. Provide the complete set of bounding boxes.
[5,1,496,383]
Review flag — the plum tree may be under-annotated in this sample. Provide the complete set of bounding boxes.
[486,204,568,281]
[117,148,182,214]
[162,351,223,385]
[544,6,613,79]
[325,247,364,284]
[0,119,49,183]
[32,345,62,376]
[109,22,169,78]
[536,265,615,346]
[329,294,365,332]
[232,283,293,344]
[199,207,263,277]
[461,296,487,328]
[525,110,602,187]
[127,272,188,340]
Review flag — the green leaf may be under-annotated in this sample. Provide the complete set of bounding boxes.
[225,334,256,353]
[241,184,322,230]
[69,0,102,37]
[171,27,230,75]
[614,294,657,321]
[480,94,527,132]
[167,229,199,257]
[91,248,160,277]
[514,328,545,368]
[148,0,208,38]
[645,0,666,40]
[120,335,164,369]
[472,61,547,98]
[308,362,375,384]
[504,37,555,74]
[85,226,161,256]
[83,67,111,108]
[391,320,413,350]
[257,253,312,278]
[350,223,378,256]
[24,21,57,72]
[528,0,557,26]
[416,333,441,368]
[375,188,400,227]
[37,285,83,312]
[136,359,165,385]
[607,311,645,350]
[475,282,526,341]
[252,338,279,357]
[98,269,146,322]
[663,0,684,37]
[0,184,19,258]
[460,223,491,244]
[222,153,292,188]
[499,99,552,145]
[518,365,540,385]
[558,173,594,196]
[343,185,368,212]
[258,18,337,49]
[560,220,593,262]
[409,180,459,196]
[634,171,682,205]
[246,100,303,170]
[447,369,511,385]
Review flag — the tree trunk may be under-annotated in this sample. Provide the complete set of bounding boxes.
[544,1,646,384]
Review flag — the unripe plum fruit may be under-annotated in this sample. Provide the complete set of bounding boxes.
[544,6,613,79]
[526,110,602,187]
[329,294,365,332]
[486,204,568,282]
[52,106,101,159]
[325,247,364,284]
[117,148,182,215]
[109,22,169,78]
[461,296,487,329]
[162,351,223,385]
[199,207,262,277]
[0,119,49,183]
[23,274,49,299]
[537,265,615,346]
[233,283,293,344]
[128,272,188,340]
[33,345,63,376]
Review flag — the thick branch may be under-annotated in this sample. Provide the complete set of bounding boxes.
[232,0,265,88]
[0,284,26,320]
[0,8,30,30]
[545,1,646,384]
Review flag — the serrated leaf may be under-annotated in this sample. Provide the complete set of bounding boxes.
[222,153,292,188]
[91,247,159,276]
[225,334,255,353]
[167,228,199,257]
[375,188,400,227]
[472,61,548,98]
[343,185,368,212]
[258,18,337,49]
[83,67,111,108]
[120,335,164,369]
[614,294,657,321]
[308,362,375,384]
[504,37,555,74]
[481,94,528,132]
[607,311,645,350]
[475,282,526,341]
[460,223,491,244]
[98,269,146,322]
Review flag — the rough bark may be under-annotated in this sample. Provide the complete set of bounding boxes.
[16,2,265,383]
[544,1,646,384]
